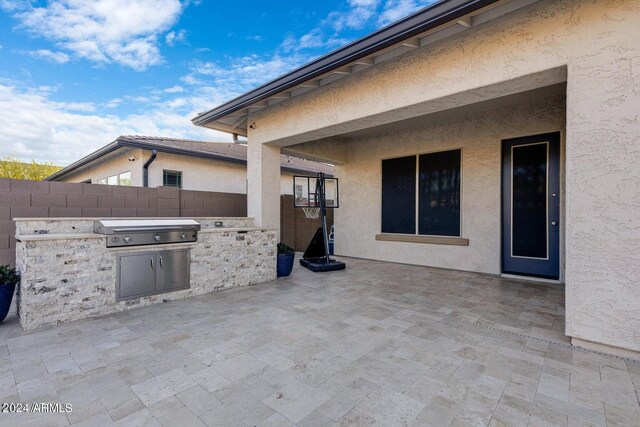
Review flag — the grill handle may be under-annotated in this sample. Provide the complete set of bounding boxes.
[111,225,200,233]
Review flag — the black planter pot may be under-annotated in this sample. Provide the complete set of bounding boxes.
[0,281,16,322]
[277,253,295,277]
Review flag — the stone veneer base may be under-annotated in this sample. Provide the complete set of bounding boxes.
[15,217,277,330]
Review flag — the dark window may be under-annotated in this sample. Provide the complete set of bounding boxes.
[163,170,182,188]
[381,149,461,237]
[382,156,416,234]
[418,150,461,236]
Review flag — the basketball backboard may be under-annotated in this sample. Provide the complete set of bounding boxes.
[293,176,339,208]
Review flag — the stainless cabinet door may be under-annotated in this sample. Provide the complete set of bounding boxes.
[156,249,190,293]
[117,253,156,300]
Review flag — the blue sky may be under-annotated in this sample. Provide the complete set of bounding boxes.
[0,0,435,165]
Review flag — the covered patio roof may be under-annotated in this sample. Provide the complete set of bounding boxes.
[192,0,542,136]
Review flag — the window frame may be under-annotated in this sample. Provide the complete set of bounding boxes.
[163,169,183,188]
[118,171,132,186]
[380,147,463,239]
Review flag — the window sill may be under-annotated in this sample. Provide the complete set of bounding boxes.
[375,234,469,246]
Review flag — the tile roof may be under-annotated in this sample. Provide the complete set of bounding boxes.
[46,135,334,181]
[118,135,334,175]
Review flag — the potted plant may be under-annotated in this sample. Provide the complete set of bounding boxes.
[0,265,19,322]
[277,242,295,277]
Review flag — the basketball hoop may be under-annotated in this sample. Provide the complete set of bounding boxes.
[292,172,345,272]
[301,207,320,220]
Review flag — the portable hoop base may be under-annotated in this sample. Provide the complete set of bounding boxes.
[301,227,346,272]
[300,257,346,272]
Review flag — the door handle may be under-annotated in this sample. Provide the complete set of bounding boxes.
[150,257,154,269]
[551,221,558,226]
[159,256,163,268]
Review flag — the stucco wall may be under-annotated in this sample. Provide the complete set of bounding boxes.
[335,96,565,275]
[63,148,143,185]
[244,0,640,353]
[147,151,248,192]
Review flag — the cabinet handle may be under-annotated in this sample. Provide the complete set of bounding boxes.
[150,257,154,269]
[159,256,163,268]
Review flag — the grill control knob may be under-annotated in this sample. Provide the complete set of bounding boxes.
[180,233,187,240]
[123,236,131,243]
[154,235,161,242]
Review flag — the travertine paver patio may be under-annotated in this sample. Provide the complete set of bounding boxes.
[1,257,639,426]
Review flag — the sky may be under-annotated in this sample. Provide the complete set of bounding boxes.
[0,0,436,165]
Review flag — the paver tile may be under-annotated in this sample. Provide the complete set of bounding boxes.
[0,258,638,426]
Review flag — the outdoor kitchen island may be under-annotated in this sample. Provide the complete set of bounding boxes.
[14,217,277,330]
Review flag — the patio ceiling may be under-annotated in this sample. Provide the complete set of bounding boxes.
[281,71,567,165]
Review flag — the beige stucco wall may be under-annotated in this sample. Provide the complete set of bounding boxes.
[244,0,640,353]
[62,148,144,185]
[335,96,565,276]
[61,149,296,195]
[147,151,248,193]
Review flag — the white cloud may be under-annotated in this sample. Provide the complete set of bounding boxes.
[165,29,187,46]
[280,0,433,54]
[104,98,123,108]
[0,83,232,165]
[27,49,70,64]
[3,0,185,71]
[184,53,310,101]
[164,85,184,93]
[281,28,349,53]
[125,94,159,103]
[0,0,29,11]
[180,74,201,86]
[53,101,96,112]
[325,0,379,32]
[378,0,433,26]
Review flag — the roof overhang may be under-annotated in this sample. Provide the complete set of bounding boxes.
[192,0,533,135]
[46,138,250,181]
[45,140,122,181]
[45,137,331,181]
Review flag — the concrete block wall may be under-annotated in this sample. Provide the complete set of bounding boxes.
[0,178,248,266]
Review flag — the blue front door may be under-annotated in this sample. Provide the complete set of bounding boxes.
[501,132,560,279]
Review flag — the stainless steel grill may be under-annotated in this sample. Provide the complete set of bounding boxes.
[94,219,201,248]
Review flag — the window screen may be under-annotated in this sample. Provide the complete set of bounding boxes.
[381,156,416,234]
[418,150,461,236]
[381,149,461,237]
[163,170,182,188]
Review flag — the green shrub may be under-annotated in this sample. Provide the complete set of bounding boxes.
[277,242,295,255]
[0,265,19,285]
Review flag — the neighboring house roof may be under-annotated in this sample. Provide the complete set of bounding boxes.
[45,135,334,181]
[192,0,504,133]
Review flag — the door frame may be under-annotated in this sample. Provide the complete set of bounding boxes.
[501,132,562,280]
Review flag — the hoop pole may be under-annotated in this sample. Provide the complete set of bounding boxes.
[316,172,331,263]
